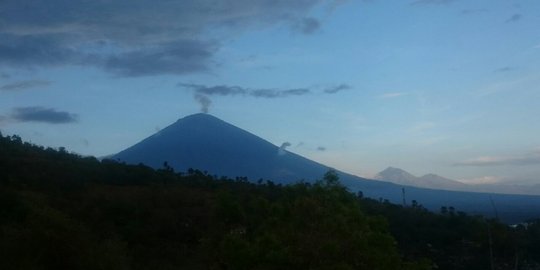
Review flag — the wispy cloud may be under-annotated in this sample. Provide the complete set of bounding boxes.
[475,75,540,97]
[180,82,352,113]
[379,92,407,99]
[278,142,292,155]
[408,121,436,133]
[493,66,516,73]
[11,107,78,124]
[505,13,522,23]
[251,88,310,98]
[184,84,247,96]
[0,80,52,91]
[324,84,351,94]
[0,0,347,77]
[410,0,457,6]
[461,9,488,15]
[454,151,540,167]
[179,83,311,99]
[293,17,321,35]
[180,83,315,113]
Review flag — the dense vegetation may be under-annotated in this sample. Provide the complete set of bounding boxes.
[1,132,539,269]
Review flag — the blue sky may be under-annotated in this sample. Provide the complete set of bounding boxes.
[1,0,539,185]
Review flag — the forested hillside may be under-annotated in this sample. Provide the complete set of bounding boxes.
[1,132,539,270]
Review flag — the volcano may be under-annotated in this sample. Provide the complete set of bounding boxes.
[112,113,540,223]
[112,113,342,183]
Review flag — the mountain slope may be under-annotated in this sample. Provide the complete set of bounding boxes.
[112,114,540,223]
[376,167,468,191]
[111,114,408,208]
[418,173,469,190]
[113,113,339,183]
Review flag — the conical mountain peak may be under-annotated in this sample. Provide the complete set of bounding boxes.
[376,167,417,185]
[380,167,409,174]
[175,113,221,123]
[168,113,229,130]
[112,113,336,183]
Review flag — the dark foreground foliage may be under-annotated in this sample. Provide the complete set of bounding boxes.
[1,132,539,269]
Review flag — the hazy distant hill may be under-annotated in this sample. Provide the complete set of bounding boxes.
[376,167,469,191]
[112,113,540,223]
[375,167,540,196]
[375,167,418,187]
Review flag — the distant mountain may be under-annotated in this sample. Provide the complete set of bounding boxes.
[375,167,540,196]
[112,113,540,223]
[418,174,469,190]
[375,167,418,186]
[375,167,468,191]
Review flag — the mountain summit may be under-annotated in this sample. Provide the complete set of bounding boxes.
[113,113,337,183]
[376,167,418,186]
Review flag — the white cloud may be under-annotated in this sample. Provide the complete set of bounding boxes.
[475,74,540,97]
[455,150,540,167]
[0,80,52,91]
